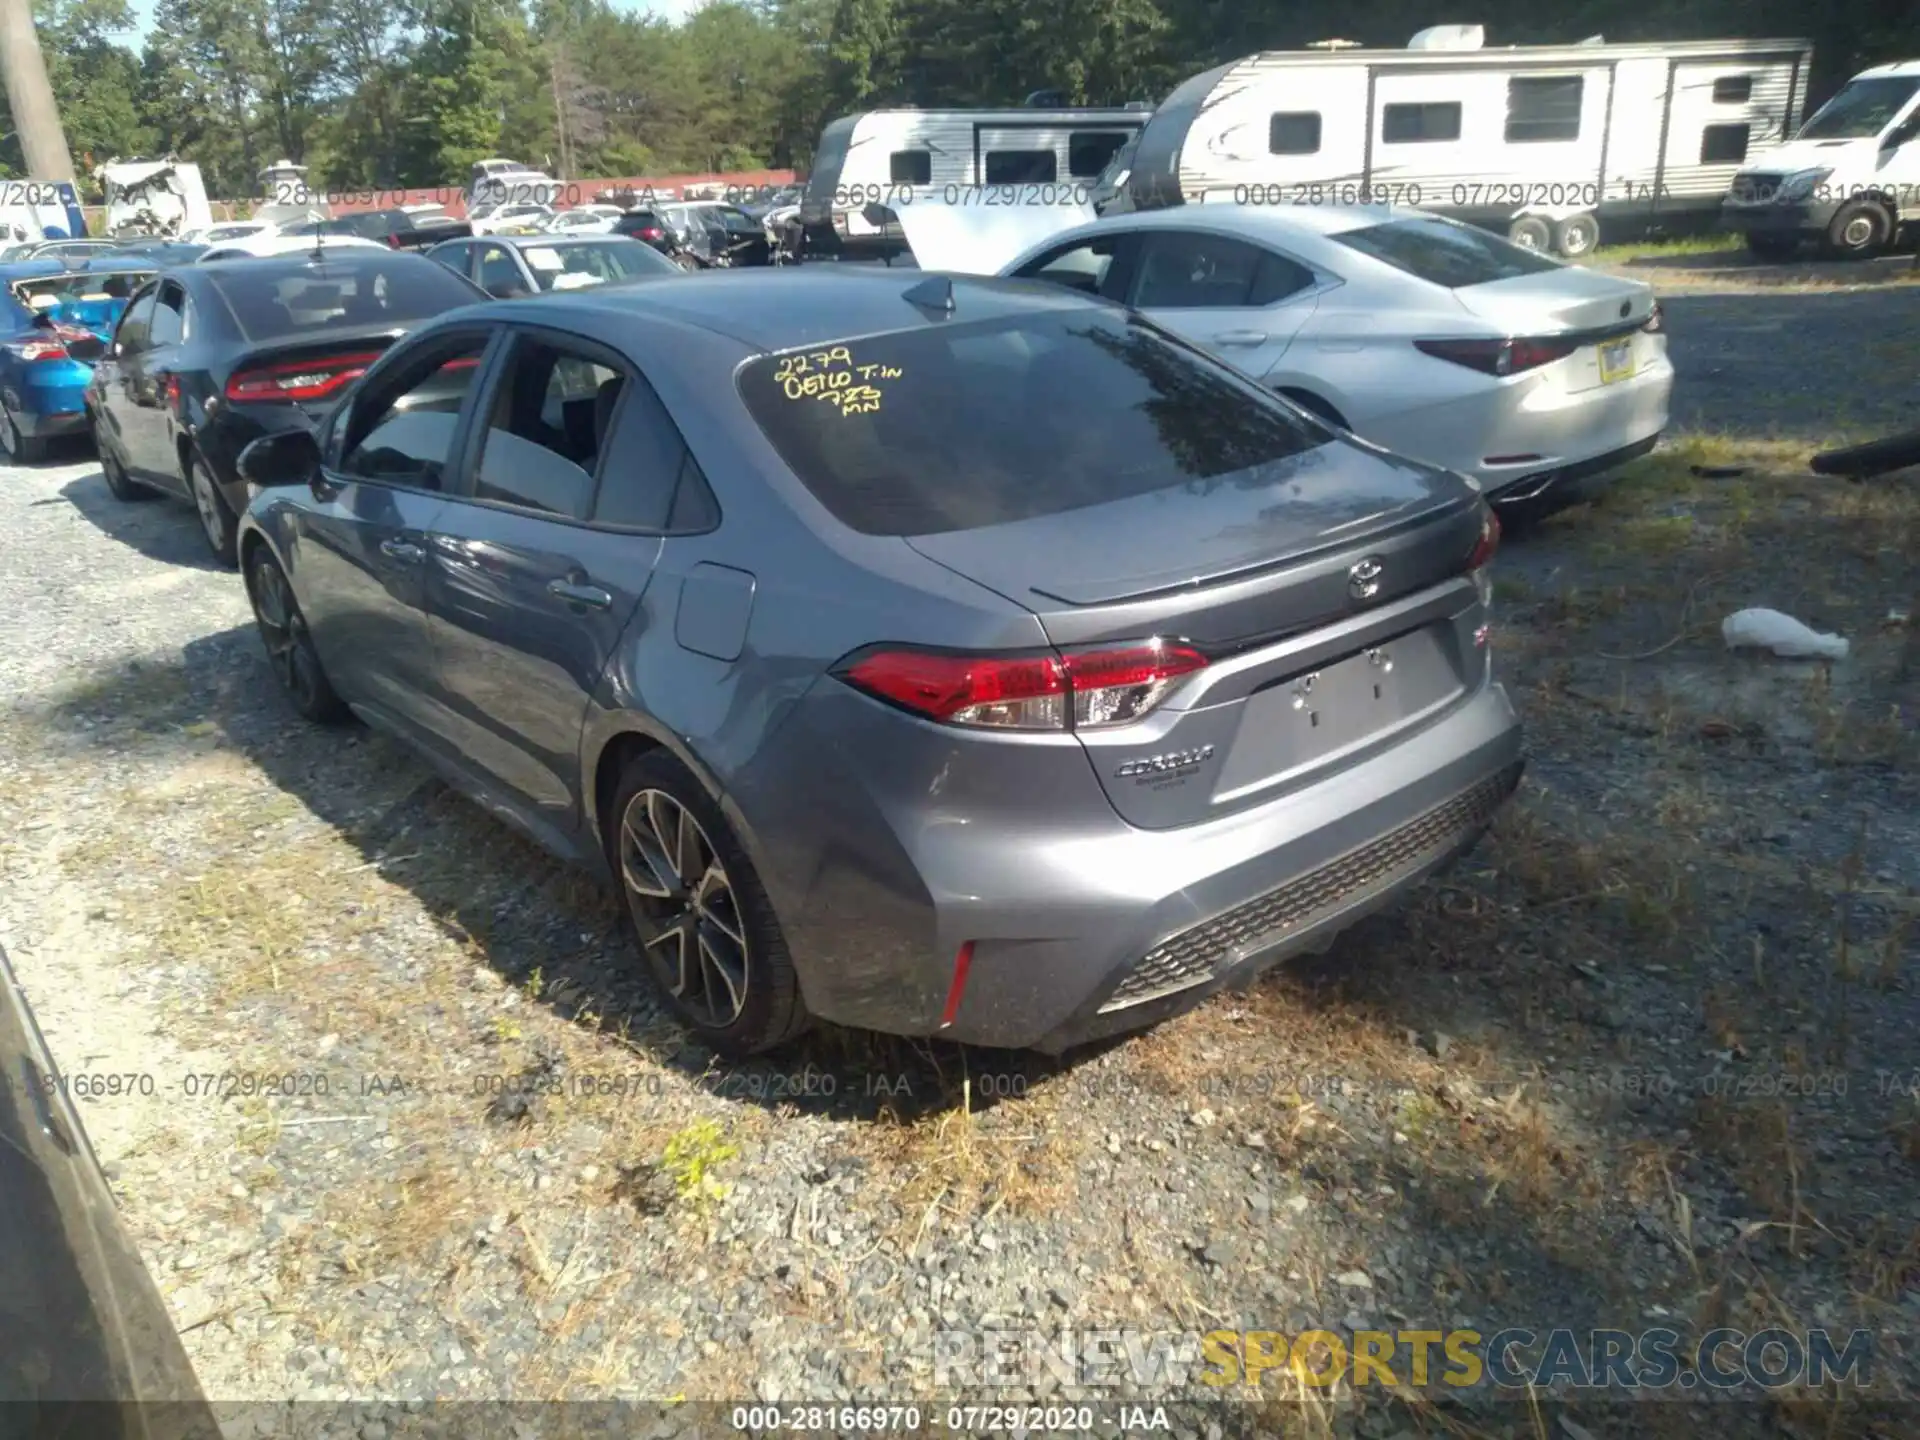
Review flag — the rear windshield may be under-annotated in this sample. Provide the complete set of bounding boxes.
[207,259,480,340]
[523,239,677,289]
[1333,216,1561,287]
[737,310,1329,537]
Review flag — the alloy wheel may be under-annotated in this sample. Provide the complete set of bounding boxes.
[618,788,749,1028]
[1842,215,1875,250]
[248,558,322,713]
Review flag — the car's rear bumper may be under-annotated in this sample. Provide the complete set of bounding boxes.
[1359,349,1671,495]
[1484,432,1662,512]
[752,678,1524,1050]
[10,399,91,439]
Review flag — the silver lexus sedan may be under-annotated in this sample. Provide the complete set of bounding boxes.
[233,268,1524,1056]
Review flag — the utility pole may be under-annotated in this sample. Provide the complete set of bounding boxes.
[0,0,74,181]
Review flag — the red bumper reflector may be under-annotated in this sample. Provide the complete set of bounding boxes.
[938,941,976,1029]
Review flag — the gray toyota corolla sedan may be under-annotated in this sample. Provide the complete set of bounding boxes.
[233,268,1524,1056]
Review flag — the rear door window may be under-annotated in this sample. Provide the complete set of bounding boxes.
[1130,233,1272,309]
[147,282,187,346]
[115,289,157,353]
[736,311,1326,537]
[463,336,629,519]
[1332,216,1562,286]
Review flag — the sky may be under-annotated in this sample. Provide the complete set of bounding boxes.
[111,0,702,51]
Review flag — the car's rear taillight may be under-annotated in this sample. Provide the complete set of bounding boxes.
[638,226,664,241]
[226,350,384,403]
[1641,300,1663,333]
[1415,336,1577,377]
[1467,506,1501,571]
[7,339,69,362]
[836,639,1208,731]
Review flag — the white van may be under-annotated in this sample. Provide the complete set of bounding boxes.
[1720,60,1920,259]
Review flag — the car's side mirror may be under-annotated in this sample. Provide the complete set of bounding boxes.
[238,427,322,488]
[488,281,530,299]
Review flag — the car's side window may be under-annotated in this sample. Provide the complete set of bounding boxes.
[466,337,626,520]
[115,289,158,354]
[1249,250,1319,305]
[147,282,187,347]
[477,245,523,295]
[1131,233,1272,309]
[590,370,713,531]
[337,337,489,491]
[1018,240,1118,296]
[431,243,474,277]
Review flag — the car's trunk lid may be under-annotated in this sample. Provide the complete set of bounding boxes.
[907,443,1491,829]
[1451,267,1655,336]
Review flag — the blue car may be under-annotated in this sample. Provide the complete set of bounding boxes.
[0,259,152,462]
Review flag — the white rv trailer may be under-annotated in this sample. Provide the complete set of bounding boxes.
[1103,26,1813,257]
[799,105,1152,256]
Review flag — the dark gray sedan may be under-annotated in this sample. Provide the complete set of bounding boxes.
[234,270,1522,1056]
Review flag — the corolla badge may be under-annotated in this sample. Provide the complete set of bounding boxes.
[1115,744,1215,779]
[1348,556,1385,601]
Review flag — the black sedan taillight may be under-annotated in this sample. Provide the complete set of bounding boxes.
[226,352,384,403]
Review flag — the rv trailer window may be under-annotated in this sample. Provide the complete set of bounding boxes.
[1268,113,1322,155]
[1382,103,1462,144]
[1713,76,1753,104]
[1068,132,1131,178]
[1700,123,1751,164]
[984,150,1059,184]
[1505,77,1583,143]
[889,150,932,185]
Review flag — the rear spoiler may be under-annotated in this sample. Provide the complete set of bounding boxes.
[386,222,471,250]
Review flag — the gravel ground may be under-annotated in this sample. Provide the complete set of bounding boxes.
[1,264,1917,1440]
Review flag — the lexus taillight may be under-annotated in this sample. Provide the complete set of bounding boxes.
[1467,506,1501,571]
[1416,336,1576,377]
[225,351,383,403]
[835,639,1208,731]
[7,339,69,362]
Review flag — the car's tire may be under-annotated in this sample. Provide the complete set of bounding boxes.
[1745,231,1800,263]
[96,420,154,501]
[1552,212,1599,259]
[1821,199,1891,260]
[605,750,810,1057]
[1,408,45,464]
[245,547,348,724]
[1507,216,1552,251]
[186,449,239,567]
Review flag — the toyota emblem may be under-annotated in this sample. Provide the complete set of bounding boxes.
[1348,557,1384,601]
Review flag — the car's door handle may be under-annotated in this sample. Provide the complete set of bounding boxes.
[380,538,424,563]
[548,578,612,609]
[1215,330,1268,346]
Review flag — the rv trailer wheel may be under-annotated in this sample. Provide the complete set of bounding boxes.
[1507,216,1552,251]
[1552,213,1598,258]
